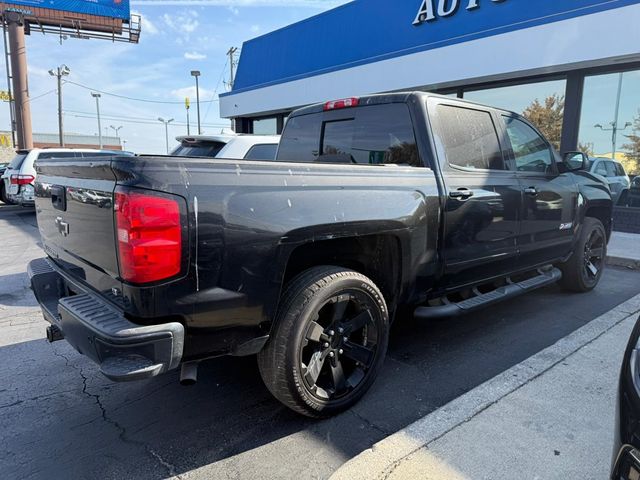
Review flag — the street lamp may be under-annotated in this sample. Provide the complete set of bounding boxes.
[595,121,632,160]
[91,92,102,149]
[110,125,123,150]
[48,64,70,147]
[158,117,174,154]
[190,70,201,135]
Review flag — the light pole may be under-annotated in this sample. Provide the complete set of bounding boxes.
[158,117,174,154]
[91,92,102,149]
[185,97,191,135]
[48,64,70,147]
[594,72,631,160]
[190,70,201,134]
[110,125,122,141]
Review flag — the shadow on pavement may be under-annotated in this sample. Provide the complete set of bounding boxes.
[1,267,639,479]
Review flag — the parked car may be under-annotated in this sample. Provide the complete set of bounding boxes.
[215,135,280,160]
[627,176,640,208]
[612,315,640,480]
[1,148,129,207]
[0,160,9,204]
[588,157,631,206]
[171,133,236,158]
[28,92,612,418]
[171,133,280,160]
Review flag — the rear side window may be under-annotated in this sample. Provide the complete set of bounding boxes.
[278,104,421,167]
[37,152,78,159]
[433,105,504,170]
[276,114,321,162]
[8,153,28,169]
[244,144,278,160]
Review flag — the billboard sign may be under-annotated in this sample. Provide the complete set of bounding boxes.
[6,0,130,20]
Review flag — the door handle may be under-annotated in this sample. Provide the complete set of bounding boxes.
[524,187,538,196]
[449,188,474,200]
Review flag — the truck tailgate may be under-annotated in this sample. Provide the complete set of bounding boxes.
[34,157,121,295]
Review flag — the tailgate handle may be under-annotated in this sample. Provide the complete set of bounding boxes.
[51,185,66,211]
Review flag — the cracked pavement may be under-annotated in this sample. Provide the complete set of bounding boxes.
[1,204,640,480]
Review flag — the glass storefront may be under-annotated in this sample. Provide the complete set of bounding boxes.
[252,117,278,135]
[578,70,640,204]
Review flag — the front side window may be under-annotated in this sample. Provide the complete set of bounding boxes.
[433,104,504,170]
[593,161,608,176]
[605,161,618,177]
[504,117,553,173]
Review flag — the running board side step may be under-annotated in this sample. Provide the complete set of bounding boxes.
[414,267,562,320]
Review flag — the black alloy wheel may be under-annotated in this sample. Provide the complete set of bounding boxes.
[299,292,380,402]
[258,266,389,418]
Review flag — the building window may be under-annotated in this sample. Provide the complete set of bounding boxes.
[463,79,567,151]
[578,70,640,181]
[252,117,277,135]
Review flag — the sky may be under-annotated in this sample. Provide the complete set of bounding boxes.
[1,0,349,154]
[1,0,638,157]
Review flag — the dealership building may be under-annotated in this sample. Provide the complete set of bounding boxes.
[220,0,640,161]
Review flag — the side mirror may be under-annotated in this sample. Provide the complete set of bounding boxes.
[563,151,589,172]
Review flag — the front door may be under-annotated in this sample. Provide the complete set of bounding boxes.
[429,99,522,288]
[500,115,577,268]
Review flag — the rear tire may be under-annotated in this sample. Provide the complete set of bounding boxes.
[0,182,11,204]
[559,218,606,293]
[258,266,389,418]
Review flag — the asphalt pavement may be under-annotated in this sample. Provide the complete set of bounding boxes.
[2,204,640,480]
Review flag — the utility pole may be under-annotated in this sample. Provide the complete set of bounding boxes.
[48,65,70,147]
[227,47,238,90]
[158,117,174,154]
[5,11,32,149]
[594,73,631,161]
[91,92,102,149]
[190,70,201,135]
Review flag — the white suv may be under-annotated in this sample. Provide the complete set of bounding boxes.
[1,148,124,207]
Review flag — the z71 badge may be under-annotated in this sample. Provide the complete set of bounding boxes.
[559,222,574,231]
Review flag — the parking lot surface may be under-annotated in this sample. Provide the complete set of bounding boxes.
[2,205,640,480]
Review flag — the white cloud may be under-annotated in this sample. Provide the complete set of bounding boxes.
[171,85,215,101]
[162,10,199,36]
[227,5,239,15]
[250,24,261,33]
[184,51,207,60]
[132,10,159,35]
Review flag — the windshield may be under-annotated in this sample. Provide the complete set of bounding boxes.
[171,141,226,158]
[8,153,28,170]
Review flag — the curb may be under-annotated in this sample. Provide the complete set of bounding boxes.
[331,292,640,480]
[608,255,640,270]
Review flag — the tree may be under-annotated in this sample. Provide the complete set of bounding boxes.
[522,94,564,151]
[622,109,640,176]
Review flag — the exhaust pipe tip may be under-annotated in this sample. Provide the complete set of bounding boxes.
[46,324,64,343]
[180,362,198,386]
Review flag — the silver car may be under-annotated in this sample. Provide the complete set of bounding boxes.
[588,157,631,205]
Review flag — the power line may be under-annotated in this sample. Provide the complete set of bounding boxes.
[63,110,228,128]
[203,56,228,123]
[29,89,57,102]
[64,80,220,105]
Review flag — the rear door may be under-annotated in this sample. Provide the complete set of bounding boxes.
[500,115,577,267]
[428,98,521,287]
[35,154,121,295]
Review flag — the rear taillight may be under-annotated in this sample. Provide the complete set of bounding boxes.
[323,97,359,111]
[114,189,183,284]
[10,174,34,185]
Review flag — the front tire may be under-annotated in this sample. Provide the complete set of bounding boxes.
[258,266,389,418]
[559,217,607,293]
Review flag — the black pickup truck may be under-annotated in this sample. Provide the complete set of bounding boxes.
[29,92,612,417]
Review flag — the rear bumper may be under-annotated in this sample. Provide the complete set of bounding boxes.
[28,257,184,381]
